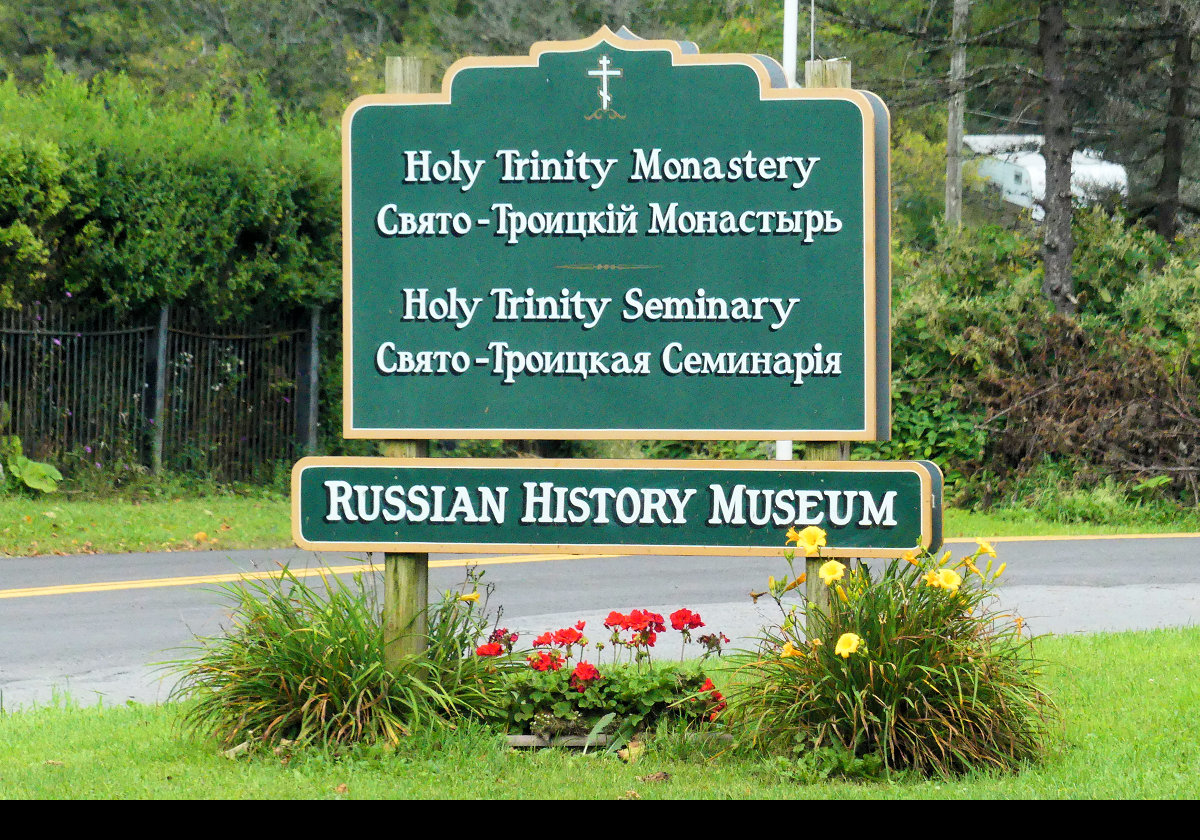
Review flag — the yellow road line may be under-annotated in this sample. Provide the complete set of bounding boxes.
[944,533,1200,543]
[2,532,1198,600]
[0,553,617,600]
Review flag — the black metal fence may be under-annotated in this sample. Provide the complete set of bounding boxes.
[0,304,319,482]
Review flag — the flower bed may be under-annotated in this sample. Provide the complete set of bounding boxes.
[475,608,729,741]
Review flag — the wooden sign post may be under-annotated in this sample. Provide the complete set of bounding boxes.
[381,56,431,667]
[804,56,854,635]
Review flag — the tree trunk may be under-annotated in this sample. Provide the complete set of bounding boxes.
[1039,0,1077,315]
[1153,3,1193,242]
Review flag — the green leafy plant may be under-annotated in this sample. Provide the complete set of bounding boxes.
[169,566,510,749]
[0,402,62,494]
[728,529,1054,776]
[763,743,887,783]
[483,608,729,739]
[500,660,721,740]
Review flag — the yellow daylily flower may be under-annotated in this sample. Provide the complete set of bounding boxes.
[818,560,846,586]
[901,548,921,567]
[781,641,803,658]
[976,538,997,558]
[936,568,962,594]
[795,525,828,557]
[834,632,863,658]
[458,591,481,603]
[785,527,801,546]
[835,584,849,604]
[924,569,962,594]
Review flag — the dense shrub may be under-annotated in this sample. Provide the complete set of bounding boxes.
[0,69,338,321]
[972,315,1200,505]
[886,212,1200,505]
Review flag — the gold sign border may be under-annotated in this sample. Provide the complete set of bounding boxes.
[292,457,937,558]
[342,27,881,441]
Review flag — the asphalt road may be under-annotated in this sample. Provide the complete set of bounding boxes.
[2,534,1199,709]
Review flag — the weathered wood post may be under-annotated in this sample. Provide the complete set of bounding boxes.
[146,305,169,474]
[803,57,852,638]
[381,56,432,668]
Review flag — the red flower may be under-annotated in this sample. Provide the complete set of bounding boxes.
[528,651,564,672]
[552,626,584,646]
[569,661,601,691]
[625,609,665,633]
[489,627,518,645]
[698,677,726,719]
[604,611,628,630]
[488,627,518,652]
[670,608,705,631]
[710,690,727,719]
[475,642,504,657]
[533,632,553,648]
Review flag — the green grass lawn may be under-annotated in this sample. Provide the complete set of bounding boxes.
[3,494,1198,557]
[2,626,1198,799]
[1,495,291,556]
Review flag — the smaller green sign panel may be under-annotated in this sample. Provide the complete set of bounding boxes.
[292,458,942,557]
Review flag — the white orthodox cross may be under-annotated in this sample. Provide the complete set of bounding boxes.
[587,54,622,110]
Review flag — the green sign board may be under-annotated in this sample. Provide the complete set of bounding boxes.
[343,28,890,441]
[292,457,941,557]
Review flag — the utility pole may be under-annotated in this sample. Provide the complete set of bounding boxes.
[945,0,969,228]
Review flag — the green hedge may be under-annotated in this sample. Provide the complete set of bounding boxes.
[0,70,339,319]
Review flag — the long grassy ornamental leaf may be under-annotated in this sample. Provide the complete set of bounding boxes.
[728,536,1055,776]
[167,566,511,748]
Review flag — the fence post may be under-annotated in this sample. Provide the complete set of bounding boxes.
[145,305,169,473]
[294,308,321,455]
